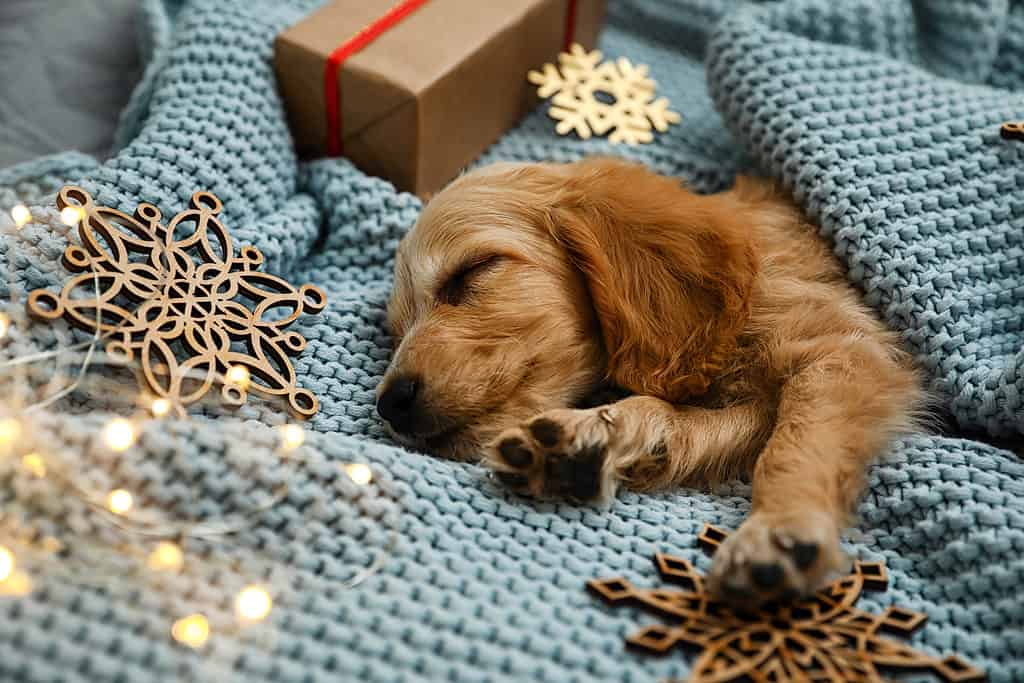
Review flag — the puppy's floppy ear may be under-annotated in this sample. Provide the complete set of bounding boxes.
[543,158,758,402]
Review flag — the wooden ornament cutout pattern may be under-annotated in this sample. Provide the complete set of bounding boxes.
[528,43,681,145]
[26,186,327,418]
[1000,121,1024,141]
[588,524,986,683]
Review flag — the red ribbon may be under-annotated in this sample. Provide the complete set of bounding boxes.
[563,0,578,51]
[324,0,580,156]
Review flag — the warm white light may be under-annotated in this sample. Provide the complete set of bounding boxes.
[172,614,209,649]
[0,546,13,582]
[107,489,134,515]
[0,312,9,338]
[235,585,272,622]
[344,463,373,486]
[103,418,136,451]
[10,204,31,228]
[0,570,31,597]
[21,453,45,478]
[150,398,172,418]
[225,365,251,390]
[60,206,84,226]
[277,424,304,452]
[147,541,184,571]
[0,417,21,445]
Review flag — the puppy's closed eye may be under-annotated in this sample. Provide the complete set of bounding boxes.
[438,255,502,306]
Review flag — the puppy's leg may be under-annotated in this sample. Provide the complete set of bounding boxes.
[485,396,774,501]
[707,338,919,603]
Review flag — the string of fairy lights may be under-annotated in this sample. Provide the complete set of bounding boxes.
[0,198,389,652]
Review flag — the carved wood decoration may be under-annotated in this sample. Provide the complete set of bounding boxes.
[27,186,327,418]
[1000,121,1024,141]
[528,43,681,145]
[588,524,986,683]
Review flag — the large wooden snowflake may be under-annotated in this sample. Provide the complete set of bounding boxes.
[528,43,681,144]
[588,524,985,683]
[26,186,326,418]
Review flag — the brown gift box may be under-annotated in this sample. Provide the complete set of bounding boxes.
[273,0,606,197]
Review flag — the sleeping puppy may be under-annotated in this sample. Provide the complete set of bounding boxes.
[378,157,923,603]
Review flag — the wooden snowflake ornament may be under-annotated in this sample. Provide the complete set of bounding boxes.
[588,524,986,683]
[27,186,327,418]
[528,43,681,144]
[1000,121,1024,141]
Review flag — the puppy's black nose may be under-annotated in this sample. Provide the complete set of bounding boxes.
[377,375,420,433]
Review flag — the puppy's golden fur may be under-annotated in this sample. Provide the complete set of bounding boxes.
[381,158,923,601]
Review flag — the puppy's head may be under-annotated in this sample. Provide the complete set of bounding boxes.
[379,158,757,460]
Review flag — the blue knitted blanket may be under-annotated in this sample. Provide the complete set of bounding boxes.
[1,1,1022,681]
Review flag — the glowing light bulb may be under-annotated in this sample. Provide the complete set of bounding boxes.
[0,312,9,338]
[150,398,172,418]
[172,614,209,649]
[0,546,13,582]
[0,417,21,445]
[277,424,304,452]
[10,204,31,228]
[60,205,84,226]
[21,453,45,478]
[344,463,373,486]
[107,489,134,515]
[235,585,272,622]
[103,418,136,452]
[148,541,184,571]
[0,570,31,597]
[225,365,250,390]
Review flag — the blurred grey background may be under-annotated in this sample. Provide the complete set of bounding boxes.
[0,0,142,168]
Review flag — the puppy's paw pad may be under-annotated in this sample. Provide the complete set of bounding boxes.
[775,533,820,571]
[543,443,607,500]
[749,561,785,590]
[497,436,534,468]
[528,418,563,447]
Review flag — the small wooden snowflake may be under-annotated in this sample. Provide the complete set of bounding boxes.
[588,524,986,683]
[528,43,681,144]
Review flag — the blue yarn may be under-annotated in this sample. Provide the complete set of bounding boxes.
[707,0,1024,438]
[0,1,1021,681]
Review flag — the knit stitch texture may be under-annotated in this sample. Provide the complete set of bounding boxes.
[0,1,1022,682]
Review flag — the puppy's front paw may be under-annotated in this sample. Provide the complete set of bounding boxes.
[707,511,848,605]
[486,407,618,501]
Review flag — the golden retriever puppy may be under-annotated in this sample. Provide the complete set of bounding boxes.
[379,157,923,603]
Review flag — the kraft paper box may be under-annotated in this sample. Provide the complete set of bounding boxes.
[274,0,606,197]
